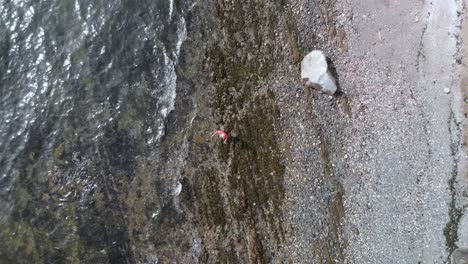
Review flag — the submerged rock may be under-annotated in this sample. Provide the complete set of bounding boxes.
[301,50,338,95]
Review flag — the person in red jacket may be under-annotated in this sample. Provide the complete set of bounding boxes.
[211,129,230,143]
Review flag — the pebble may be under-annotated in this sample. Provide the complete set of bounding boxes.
[444,87,450,94]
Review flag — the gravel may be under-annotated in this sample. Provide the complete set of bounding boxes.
[272,0,467,262]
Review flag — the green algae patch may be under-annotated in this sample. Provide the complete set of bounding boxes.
[189,90,286,262]
[187,0,289,261]
[444,111,466,259]
[0,221,53,264]
[3,167,84,264]
[53,143,65,166]
[198,168,227,228]
[228,95,285,220]
[230,97,286,248]
[117,109,137,131]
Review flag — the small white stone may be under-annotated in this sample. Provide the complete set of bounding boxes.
[444,87,451,94]
[174,180,182,195]
[301,50,338,95]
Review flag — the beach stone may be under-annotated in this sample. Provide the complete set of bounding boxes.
[301,50,338,95]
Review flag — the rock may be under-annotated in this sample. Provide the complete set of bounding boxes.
[452,248,468,264]
[194,134,204,143]
[444,87,451,94]
[174,180,182,196]
[337,28,346,43]
[301,50,338,95]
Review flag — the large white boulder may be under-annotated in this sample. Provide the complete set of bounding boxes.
[301,50,337,95]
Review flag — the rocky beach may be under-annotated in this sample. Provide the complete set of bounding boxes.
[0,0,467,263]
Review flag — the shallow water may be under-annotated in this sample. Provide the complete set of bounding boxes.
[0,0,189,262]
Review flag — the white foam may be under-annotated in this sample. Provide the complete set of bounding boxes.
[151,210,160,219]
[21,6,34,30]
[169,0,174,18]
[151,16,188,144]
[75,0,80,14]
[175,17,187,60]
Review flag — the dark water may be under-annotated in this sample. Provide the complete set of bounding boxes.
[0,0,190,262]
